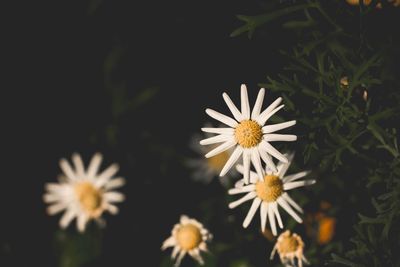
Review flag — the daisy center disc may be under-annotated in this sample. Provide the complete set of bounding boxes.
[255,175,283,202]
[74,182,103,215]
[176,224,202,250]
[234,120,263,148]
[278,235,300,254]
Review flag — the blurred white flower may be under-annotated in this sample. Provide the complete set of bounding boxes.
[162,215,212,267]
[270,230,309,267]
[43,153,125,232]
[201,84,296,184]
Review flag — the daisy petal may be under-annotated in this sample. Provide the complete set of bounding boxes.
[264,134,297,142]
[268,204,277,236]
[87,153,103,179]
[283,180,315,191]
[228,184,255,195]
[175,251,186,267]
[229,191,257,209]
[95,163,119,188]
[104,177,126,190]
[260,201,268,232]
[235,164,258,183]
[205,139,236,158]
[104,192,125,203]
[59,208,76,229]
[47,202,67,215]
[282,171,310,183]
[262,120,296,134]
[59,159,77,181]
[76,213,87,233]
[251,88,265,119]
[250,148,264,180]
[223,92,243,121]
[240,84,250,119]
[243,198,261,228]
[260,141,288,163]
[255,97,282,124]
[277,152,295,177]
[205,108,238,128]
[201,127,234,135]
[258,147,277,173]
[161,236,176,250]
[271,202,283,228]
[282,193,303,213]
[200,134,231,146]
[243,150,251,184]
[72,153,85,177]
[220,146,243,176]
[277,197,302,223]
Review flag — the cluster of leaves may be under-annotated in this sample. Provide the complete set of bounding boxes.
[232,0,400,266]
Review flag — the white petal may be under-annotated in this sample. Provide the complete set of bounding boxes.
[161,236,176,250]
[43,193,62,203]
[270,245,277,260]
[47,202,68,215]
[257,104,285,126]
[277,152,295,177]
[255,97,282,124]
[262,120,296,134]
[59,159,77,181]
[86,153,103,179]
[260,140,288,163]
[229,191,257,209]
[106,203,119,215]
[282,193,303,213]
[189,249,204,265]
[251,88,265,119]
[223,92,243,121]
[205,139,236,158]
[180,215,190,224]
[240,84,250,119]
[234,179,245,188]
[104,192,125,203]
[72,153,85,178]
[264,134,297,142]
[277,197,303,223]
[220,146,243,176]
[235,164,258,183]
[175,251,186,267]
[95,163,119,188]
[250,148,265,181]
[267,204,277,236]
[172,245,180,258]
[205,108,238,128]
[242,197,261,228]
[59,208,76,229]
[271,202,283,229]
[104,177,126,190]
[283,180,315,190]
[228,184,255,195]
[201,127,234,135]
[282,171,310,183]
[76,213,88,233]
[260,201,268,232]
[243,150,251,184]
[200,134,231,146]
[258,147,278,173]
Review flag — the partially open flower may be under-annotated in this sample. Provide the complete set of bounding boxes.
[162,215,212,267]
[270,230,309,267]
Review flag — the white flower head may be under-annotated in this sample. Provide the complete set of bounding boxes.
[187,124,236,187]
[270,230,309,267]
[162,215,212,267]
[43,153,125,232]
[201,84,296,184]
[228,153,315,235]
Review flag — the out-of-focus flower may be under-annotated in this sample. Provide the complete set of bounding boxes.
[43,153,125,232]
[305,201,336,245]
[162,215,212,267]
[270,230,309,267]
[228,153,315,235]
[346,0,372,5]
[201,84,296,184]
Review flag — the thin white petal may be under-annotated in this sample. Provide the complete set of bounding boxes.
[243,150,251,184]
[251,88,265,119]
[59,159,77,181]
[271,202,283,228]
[277,152,295,177]
[260,202,268,232]
[220,146,243,176]
[201,127,234,135]
[76,213,88,233]
[222,92,243,121]
[260,140,288,163]
[95,163,119,188]
[104,177,126,190]
[189,249,204,265]
[104,192,125,203]
[205,108,238,128]
[106,203,119,215]
[200,134,231,146]
[282,171,310,183]
[240,84,250,119]
[172,245,180,258]
[283,180,315,190]
[72,153,85,177]
[270,245,277,260]
[228,184,255,195]
[86,153,103,179]
[255,97,282,123]
[235,164,258,183]
[59,208,76,229]
[47,202,67,215]
[258,147,278,173]
[242,197,261,228]
[175,251,186,267]
[229,191,257,209]
[267,204,277,236]
[277,197,303,223]
[161,236,176,250]
[282,193,303,213]
[257,104,285,126]
[264,134,297,142]
[205,139,236,158]
[250,148,264,181]
[262,120,296,134]
[43,194,62,203]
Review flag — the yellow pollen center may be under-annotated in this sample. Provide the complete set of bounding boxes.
[74,182,103,216]
[176,224,202,250]
[207,150,230,171]
[234,120,263,148]
[278,235,300,254]
[255,175,283,202]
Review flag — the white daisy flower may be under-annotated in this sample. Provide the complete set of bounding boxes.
[228,153,315,235]
[162,215,212,267]
[201,84,296,184]
[187,129,236,187]
[43,153,125,232]
[270,230,309,267]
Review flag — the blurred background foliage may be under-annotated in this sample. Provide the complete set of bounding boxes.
[2,0,400,266]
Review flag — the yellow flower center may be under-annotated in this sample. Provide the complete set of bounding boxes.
[234,120,263,148]
[176,224,202,250]
[255,175,283,202]
[207,150,230,171]
[278,235,300,254]
[74,182,103,217]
